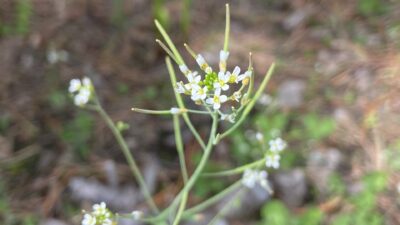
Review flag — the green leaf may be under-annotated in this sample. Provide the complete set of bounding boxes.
[261,200,292,225]
[332,214,352,225]
[297,207,324,225]
[362,171,388,193]
[302,114,335,140]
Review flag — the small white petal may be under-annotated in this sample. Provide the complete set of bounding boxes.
[69,79,81,93]
[232,66,241,76]
[221,84,229,91]
[82,77,91,87]
[214,88,221,96]
[219,95,227,103]
[219,50,229,62]
[179,65,189,74]
[213,102,221,110]
[196,54,206,66]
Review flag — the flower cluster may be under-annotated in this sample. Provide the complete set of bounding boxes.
[69,77,93,106]
[256,133,287,169]
[265,137,287,169]
[81,202,114,225]
[242,169,269,190]
[175,50,252,121]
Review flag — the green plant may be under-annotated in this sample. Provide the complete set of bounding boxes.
[357,0,387,16]
[331,172,387,225]
[111,0,126,28]
[69,5,281,225]
[260,200,324,225]
[62,111,94,159]
[1,0,33,36]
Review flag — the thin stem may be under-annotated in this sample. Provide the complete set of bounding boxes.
[167,112,219,224]
[156,39,179,64]
[219,63,275,140]
[183,180,242,218]
[172,191,188,225]
[94,103,159,213]
[184,43,197,59]
[187,109,211,115]
[202,159,265,177]
[132,108,171,115]
[223,4,230,52]
[206,189,244,225]
[155,20,185,65]
[166,57,207,150]
[132,107,209,115]
[173,115,188,182]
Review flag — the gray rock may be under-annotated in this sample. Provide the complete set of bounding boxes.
[277,80,306,109]
[272,169,307,208]
[68,176,139,211]
[306,148,344,196]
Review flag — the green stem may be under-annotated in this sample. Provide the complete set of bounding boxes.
[172,191,188,225]
[167,112,219,224]
[182,180,242,218]
[132,107,209,115]
[166,57,207,150]
[173,115,188,182]
[132,108,171,115]
[202,159,265,177]
[223,4,230,52]
[219,63,275,140]
[155,20,185,65]
[206,189,244,225]
[94,103,159,213]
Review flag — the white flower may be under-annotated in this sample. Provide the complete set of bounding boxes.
[132,210,143,220]
[175,81,186,94]
[69,79,81,93]
[227,66,241,83]
[206,88,227,110]
[196,54,212,73]
[265,154,280,169]
[185,72,201,91]
[191,85,208,101]
[269,137,287,153]
[179,64,190,75]
[170,107,181,114]
[82,214,96,225]
[69,77,93,106]
[93,202,108,217]
[213,71,229,91]
[82,77,92,87]
[74,88,91,106]
[238,70,252,84]
[242,169,268,189]
[219,50,229,72]
[219,50,229,62]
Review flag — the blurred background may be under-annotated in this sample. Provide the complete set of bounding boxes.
[1,0,400,224]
